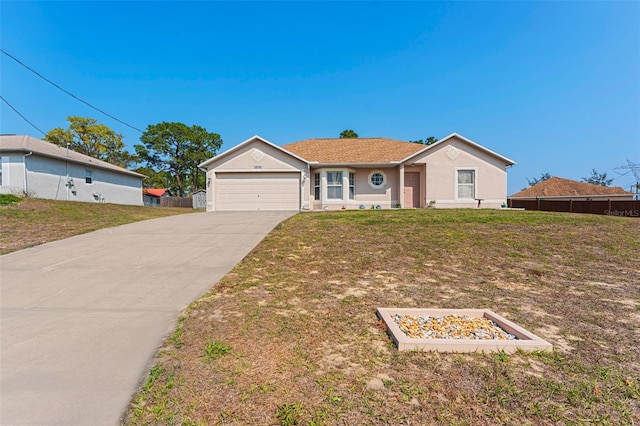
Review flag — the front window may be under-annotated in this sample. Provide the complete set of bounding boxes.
[85,170,93,184]
[327,171,343,199]
[368,170,387,189]
[314,173,320,200]
[457,170,475,199]
[349,172,355,200]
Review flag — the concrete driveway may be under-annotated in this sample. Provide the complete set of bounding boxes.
[0,211,296,426]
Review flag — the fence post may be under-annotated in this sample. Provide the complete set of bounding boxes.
[569,199,573,213]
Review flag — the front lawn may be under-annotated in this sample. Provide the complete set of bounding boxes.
[125,209,639,425]
[0,197,195,255]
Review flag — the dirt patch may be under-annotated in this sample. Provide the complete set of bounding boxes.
[0,198,193,255]
[124,210,640,426]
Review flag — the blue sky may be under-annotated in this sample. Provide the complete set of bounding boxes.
[1,1,639,194]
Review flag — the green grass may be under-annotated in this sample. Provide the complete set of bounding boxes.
[203,341,232,362]
[0,194,21,205]
[117,209,638,425]
[0,197,196,254]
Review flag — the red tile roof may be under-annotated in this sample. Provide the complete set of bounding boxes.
[143,188,169,197]
[510,177,633,198]
[283,138,425,163]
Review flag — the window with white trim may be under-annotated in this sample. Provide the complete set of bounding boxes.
[348,172,355,200]
[314,173,320,200]
[326,171,343,199]
[85,170,93,184]
[368,170,386,189]
[457,170,475,199]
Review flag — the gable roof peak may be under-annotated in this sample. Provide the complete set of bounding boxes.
[198,134,309,168]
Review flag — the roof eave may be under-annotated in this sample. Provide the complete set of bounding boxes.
[309,161,402,168]
[401,132,516,166]
[199,135,310,168]
[1,145,144,178]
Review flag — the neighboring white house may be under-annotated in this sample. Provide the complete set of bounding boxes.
[199,133,516,211]
[0,135,144,205]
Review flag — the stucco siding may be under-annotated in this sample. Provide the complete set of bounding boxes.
[410,137,509,208]
[0,152,142,205]
[201,134,514,211]
[310,167,399,210]
[203,140,309,211]
[0,153,25,193]
[208,140,307,172]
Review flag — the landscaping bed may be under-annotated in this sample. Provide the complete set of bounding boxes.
[393,314,517,340]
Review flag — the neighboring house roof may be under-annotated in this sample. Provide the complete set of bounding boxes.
[282,138,425,164]
[143,188,170,197]
[0,135,144,178]
[510,177,633,198]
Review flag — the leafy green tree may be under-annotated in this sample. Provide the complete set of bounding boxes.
[135,122,222,196]
[132,166,171,189]
[339,129,358,138]
[526,172,551,187]
[410,136,438,145]
[45,116,134,167]
[581,169,613,186]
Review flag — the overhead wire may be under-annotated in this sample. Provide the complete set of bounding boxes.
[0,95,46,136]
[1,48,144,133]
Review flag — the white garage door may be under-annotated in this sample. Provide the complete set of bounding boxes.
[216,172,300,211]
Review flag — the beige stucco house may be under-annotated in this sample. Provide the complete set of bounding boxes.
[199,133,516,212]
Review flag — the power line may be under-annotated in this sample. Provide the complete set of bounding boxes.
[1,48,144,133]
[0,95,46,136]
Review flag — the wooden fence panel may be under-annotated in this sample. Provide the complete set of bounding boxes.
[604,201,640,217]
[160,197,193,208]
[540,200,570,212]
[508,199,640,218]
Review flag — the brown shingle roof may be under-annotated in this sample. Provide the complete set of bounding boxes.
[510,177,633,198]
[282,138,425,163]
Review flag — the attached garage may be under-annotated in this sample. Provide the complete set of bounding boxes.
[215,172,301,211]
[199,136,310,212]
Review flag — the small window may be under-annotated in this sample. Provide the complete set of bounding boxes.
[368,171,386,188]
[349,172,355,200]
[327,171,343,199]
[457,170,475,199]
[314,173,320,200]
[85,170,93,184]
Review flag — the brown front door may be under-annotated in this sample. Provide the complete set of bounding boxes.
[404,172,420,208]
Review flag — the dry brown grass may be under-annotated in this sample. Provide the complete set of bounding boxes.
[0,197,195,255]
[126,209,639,425]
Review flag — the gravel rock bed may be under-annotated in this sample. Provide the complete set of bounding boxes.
[393,314,517,340]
